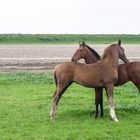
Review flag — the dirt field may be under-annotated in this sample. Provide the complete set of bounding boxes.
[0,44,140,71]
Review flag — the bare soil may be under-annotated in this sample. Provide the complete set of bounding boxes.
[0,44,139,72]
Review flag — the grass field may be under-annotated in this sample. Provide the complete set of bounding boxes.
[0,34,140,44]
[0,72,140,140]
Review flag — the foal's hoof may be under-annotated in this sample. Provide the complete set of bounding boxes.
[100,113,104,118]
[93,111,99,118]
[112,118,119,122]
[95,115,98,119]
[50,115,55,119]
[50,112,56,119]
[93,111,104,118]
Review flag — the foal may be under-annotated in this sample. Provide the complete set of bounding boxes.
[72,42,140,117]
[50,41,128,121]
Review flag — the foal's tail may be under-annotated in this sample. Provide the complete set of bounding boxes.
[53,70,58,87]
[53,64,61,87]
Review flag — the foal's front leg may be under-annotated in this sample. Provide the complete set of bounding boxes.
[106,84,118,122]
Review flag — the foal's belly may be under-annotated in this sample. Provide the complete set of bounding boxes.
[73,72,105,88]
[74,80,104,88]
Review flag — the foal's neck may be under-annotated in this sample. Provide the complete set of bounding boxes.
[102,46,119,69]
[85,48,100,64]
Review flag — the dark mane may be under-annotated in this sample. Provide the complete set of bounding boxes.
[85,45,100,59]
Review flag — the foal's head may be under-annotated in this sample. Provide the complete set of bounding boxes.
[71,41,100,62]
[102,40,129,64]
[117,40,129,63]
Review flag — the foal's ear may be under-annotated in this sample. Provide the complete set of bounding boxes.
[82,41,86,46]
[118,40,121,46]
[79,41,83,48]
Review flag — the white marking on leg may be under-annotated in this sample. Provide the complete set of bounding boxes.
[50,99,57,119]
[109,105,119,122]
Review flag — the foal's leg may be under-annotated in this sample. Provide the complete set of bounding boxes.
[95,88,104,118]
[99,88,104,117]
[106,84,118,122]
[50,82,72,119]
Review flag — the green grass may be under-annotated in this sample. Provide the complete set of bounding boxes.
[0,72,140,140]
[0,34,140,44]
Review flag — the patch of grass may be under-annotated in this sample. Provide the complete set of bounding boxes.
[0,34,140,44]
[0,72,140,140]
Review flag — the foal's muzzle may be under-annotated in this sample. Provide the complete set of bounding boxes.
[123,57,129,63]
[71,57,76,62]
[125,59,129,63]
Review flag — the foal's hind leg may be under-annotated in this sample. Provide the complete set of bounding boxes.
[95,88,103,118]
[50,82,72,119]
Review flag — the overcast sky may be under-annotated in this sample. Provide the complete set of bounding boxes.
[0,0,140,34]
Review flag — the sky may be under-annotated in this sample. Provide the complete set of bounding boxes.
[0,0,140,34]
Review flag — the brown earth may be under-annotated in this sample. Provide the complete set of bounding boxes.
[0,44,139,72]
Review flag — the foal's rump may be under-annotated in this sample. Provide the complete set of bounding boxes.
[126,62,140,84]
[54,61,118,88]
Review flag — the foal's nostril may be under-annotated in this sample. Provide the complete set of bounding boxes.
[126,59,129,63]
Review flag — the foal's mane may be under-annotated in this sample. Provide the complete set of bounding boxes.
[85,45,100,59]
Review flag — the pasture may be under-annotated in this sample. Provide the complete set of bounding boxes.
[1,34,140,44]
[0,72,140,140]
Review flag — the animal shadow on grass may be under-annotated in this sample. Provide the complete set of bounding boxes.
[59,104,140,120]
[57,109,111,120]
